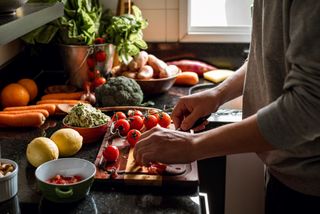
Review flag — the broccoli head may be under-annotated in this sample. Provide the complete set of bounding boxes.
[95,76,144,106]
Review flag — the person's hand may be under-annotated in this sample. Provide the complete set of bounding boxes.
[133,126,196,165]
[172,89,221,131]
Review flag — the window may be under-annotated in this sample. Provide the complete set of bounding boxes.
[179,0,252,43]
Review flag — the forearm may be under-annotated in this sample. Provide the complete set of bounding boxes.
[192,114,274,160]
[213,61,247,106]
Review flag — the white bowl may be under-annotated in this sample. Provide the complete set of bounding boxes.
[35,158,96,203]
[0,159,18,202]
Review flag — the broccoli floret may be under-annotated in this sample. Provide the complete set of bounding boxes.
[95,76,144,106]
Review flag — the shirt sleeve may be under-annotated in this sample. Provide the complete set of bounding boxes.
[257,1,320,149]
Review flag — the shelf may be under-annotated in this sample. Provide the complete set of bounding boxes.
[0,2,64,45]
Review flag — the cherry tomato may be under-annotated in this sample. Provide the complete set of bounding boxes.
[143,114,158,130]
[95,50,106,62]
[94,37,106,44]
[126,129,141,147]
[114,119,130,136]
[88,70,95,80]
[155,112,171,128]
[94,77,106,88]
[148,109,159,115]
[102,145,119,162]
[87,56,96,68]
[112,111,127,121]
[127,109,144,117]
[129,115,144,130]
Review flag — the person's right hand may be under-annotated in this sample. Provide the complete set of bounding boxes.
[172,89,221,131]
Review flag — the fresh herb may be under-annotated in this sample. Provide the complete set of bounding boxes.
[103,5,148,64]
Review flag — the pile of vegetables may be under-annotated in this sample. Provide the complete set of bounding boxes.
[113,51,180,80]
[22,1,149,63]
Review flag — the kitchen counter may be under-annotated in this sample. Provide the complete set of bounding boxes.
[0,82,220,214]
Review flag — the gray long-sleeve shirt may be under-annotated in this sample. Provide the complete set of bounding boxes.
[243,0,320,196]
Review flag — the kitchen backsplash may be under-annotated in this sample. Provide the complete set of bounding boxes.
[102,0,179,42]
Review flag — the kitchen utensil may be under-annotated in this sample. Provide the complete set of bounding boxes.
[35,158,96,203]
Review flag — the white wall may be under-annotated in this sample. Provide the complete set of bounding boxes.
[101,0,179,42]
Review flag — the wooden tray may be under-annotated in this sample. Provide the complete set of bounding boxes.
[93,107,199,193]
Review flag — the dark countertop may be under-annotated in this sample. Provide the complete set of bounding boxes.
[0,41,248,214]
[0,83,209,214]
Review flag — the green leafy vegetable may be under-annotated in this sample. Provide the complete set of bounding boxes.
[103,5,148,64]
[22,0,102,45]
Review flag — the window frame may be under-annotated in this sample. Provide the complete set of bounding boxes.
[179,0,252,43]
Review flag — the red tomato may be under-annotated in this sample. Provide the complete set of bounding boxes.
[114,119,130,136]
[87,56,96,68]
[112,111,127,121]
[127,109,144,117]
[155,112,171,128]
[126,129,141,147]
[143,114,158,130]
[102,145,119,162]
[129,115,144,130]
[94,37,106,44]
[148,109,159,115]
[94,77,106,88]
[88,70,95,80]
[95,50,106,62]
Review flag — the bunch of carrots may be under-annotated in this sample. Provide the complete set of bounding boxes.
[0,91,88,128]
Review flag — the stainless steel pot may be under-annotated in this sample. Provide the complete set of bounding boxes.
[0,0,27,14]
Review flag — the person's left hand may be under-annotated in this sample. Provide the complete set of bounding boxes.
[133,126,196,165]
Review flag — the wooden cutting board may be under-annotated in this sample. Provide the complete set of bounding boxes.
[94,127,198,190]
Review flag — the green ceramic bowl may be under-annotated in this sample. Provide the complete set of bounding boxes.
[35,158,96,203]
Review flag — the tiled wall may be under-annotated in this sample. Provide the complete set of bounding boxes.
[102,0,180,42]
[134,0,179,42]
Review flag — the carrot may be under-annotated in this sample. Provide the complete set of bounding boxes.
[174,71,199,86]
[0,109,50,118]
[40,92,84,100]
[0,112,46,127]
[36,99,88,105]
[3,104,56,116]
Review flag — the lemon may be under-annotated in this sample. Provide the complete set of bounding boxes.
[26,137,59,167]
[50,128,83,157]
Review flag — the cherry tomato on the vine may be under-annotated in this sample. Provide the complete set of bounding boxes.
[143,114,158,130]
[112,111,127,121]
[87,56,95,68]
[95,51,106,62]
[94,77,106,88]
[102,145,119,162]
[94,37,106,44]
[114,119,130,136]
[129,115,144,130]
[126,129,141,147]
[127,109,144,118]
[155,111,171,128]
